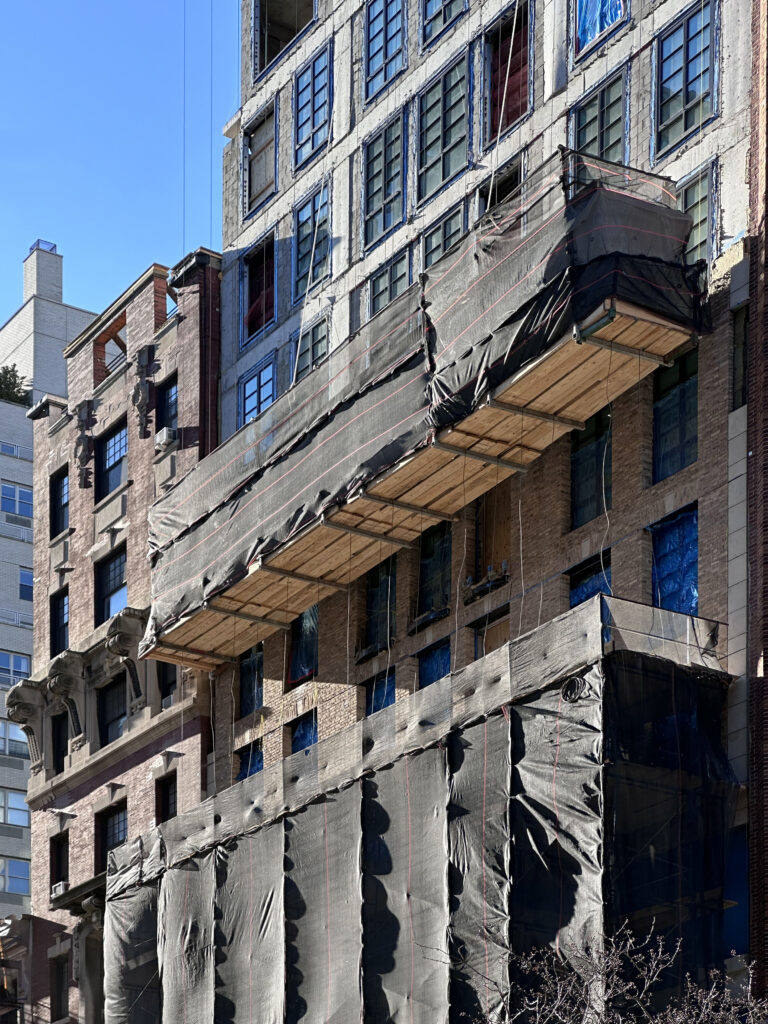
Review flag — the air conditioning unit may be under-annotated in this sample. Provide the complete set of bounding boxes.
[154,427,178,452]
[51,880,69,898]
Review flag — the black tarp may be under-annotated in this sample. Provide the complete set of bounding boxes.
[140,154,703,655]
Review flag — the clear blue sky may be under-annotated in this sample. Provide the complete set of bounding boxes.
[0,1,240,320]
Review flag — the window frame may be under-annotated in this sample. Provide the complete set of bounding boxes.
[293,183,331,303]
[50,954,69,1023]
[369,249,411,318]
[50,831,69,887]
[365,0,407,100]
[95,545,128,626]
[235,740,264,780]
[50,588,69,659]
[573,0,628,60]
[252,0,317,81]
[97,675,127,748]
[0,789,29,828]
[242,99,278,219]
[677,161,715,270]
[156,772,177,824]
[571,67,627,165]
[241,229,278,349]
[362,111,407,252]
[484,1,531,149]
[416,55,470,205]
[422,203,466,270]
[293,318,329,383]
[0,652,29,689]
[570,407,612,530]
[49,466,69,539]
[654,0,716,160]
[364,668,396,716]
[94,419,128,503]
[0,481,33,519]
[650,504,699,616]
[51,711,69,775]
[238,643,264,718]
[18,567,32,602]
[293,43,332,169]
[417,638,451,688]
[97,800,128,873]
[290,708,318,753]
[652,349,698,484]
[155,373,178,433]
[287,605,319,688]
[238,354,277,427]
[421,0,467,48]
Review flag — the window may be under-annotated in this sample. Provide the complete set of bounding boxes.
[95,420,127,502]
[50,589,69,659]
[295,320,329,382]
[50,832,69,887]
[366,0,404,98]
[365,668,396,716]
[575,0,625,54]
[722,825,749,958]
[240,358,275,425]
[1,482,32,519]
[287,606,318,687]
[417,521,452,618]
[477,160,522,216]
[418,638,451,688]
[651,505,698,616]
[365,557,396,652]
[295,186,330,300]
[473,611,510,659]
[243,235,276,342]
[574,74,624,162]
[653,350,698,483]
[50,468,69,538]
[51,712,68,775]
[245,105,276,213]
[657,3,712,155]
[50,955,69,1023]
[423,0,464,42]
[570,552,611,607]
[487,3,529,141]
[370,252,410,316]
[18,568,32,602]
[571,407,612,529]
[418,61,468,202]
[679,166,711,268]
[290,709,318,753]
[156,374,178,432]
[156,773,177,823]
[235,741,264,781]
[239,644,264,718]
[295,47,330,166]
[97,801,127,872]
[158,663,177,709]
[0,858,29,895]
[97,676,126,748]
[732,306,748,411]
[0,721,28,759]
[0,653,29,689]
[254,0,313,75]
[364,116,404,247]
[0,790,29,828]
[95,546,127,626]
[423,206,464,268]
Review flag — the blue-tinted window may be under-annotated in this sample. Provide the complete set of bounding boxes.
[19,568,32,602]
[653,350,698,483]
[236,742,264,780]
[239,644,264,718]
[1,483,32,518]
[366,0,404,98]
[417,521,452,618]
[95,547,127,625]
[575,0,625,55]
[722,825,749,958]
[651,505,698,616]
[366,557,396,652]
[295,48,330,166]
[569,554,611,608]
[291,709,318,752]
[365,668,396,716]
[418,639,451,689]
[423,0,464,42]
[295,186,330,300]
[156,374,178,432]
[417,61,468,201]
[95,420,127,502]
[0,858,29,895]
[657,3,712,154]
[240,359,275,425]
[364,116,404,247]
[288,605,318,687]
[571,407,612,529]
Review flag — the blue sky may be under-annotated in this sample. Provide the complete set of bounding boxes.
[0,1,240,320]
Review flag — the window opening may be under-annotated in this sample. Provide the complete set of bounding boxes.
[575,0,625,54]
[50,589,69,658]
[156,773,177,824]
[50,956,68,1022]
[477,160,521,217]
[487,3,529,140]
[417,521,452,621]
[423,0,464,42]
[236,740,264,780]
[156,374,178,432]
[239,644,264,718]
[291,708,318,753]
[0,653,29,689]
[97,801,127,872]
[50,467,69,538]
[366,0,404,97]
[241,358,275,425]
[424,206,465,269]
[287,605,318,687]
[365,668,396,716]
[370,252,409,316]
[245,105,276,212]
[1,482,32,519]
[295,186,330,299]
[158,663,177,709]
[418,638,451,688]
[418,60,468,201]
[575,74,623,162]
[732,305,748,411]
[295,47,330,166]
[255,0,314,74]
[570,552,612,608]
[650,505,698,616]
[95,546,127,626]
[657,3,712,154]
[472,607,510,659]
[95,420,127,502]
[50,832,69,887]
[0,790,29,828]
[51,712,68,775]
[98,676,126,748]
[365,557,396,654]
[18,568,32,602]
[364,116,404,247]
[722,824,749,958]
[653,349,698,483]
[295,320,329,381]
[571,407,612,529]
[679,167,710,275]
[244,235,276,341]
[470,488,510,600]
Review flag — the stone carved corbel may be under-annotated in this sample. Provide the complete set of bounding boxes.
[48,651,85,741]
[131,345,156,438]
[106,609,148,706]
[74,400,93,488]
[6,680,45,773]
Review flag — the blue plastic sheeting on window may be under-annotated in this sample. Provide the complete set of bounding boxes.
[291,710,318,753]
[418,639,451,689]
[653,374,698,483]
[288,605,318,685]
[722,825,749,958]
[576,0,624,52]
[239,645,263,718]
[365,669,396,716]
[570,564,611,608]
[236,744,263,781]
[651,507,698,616]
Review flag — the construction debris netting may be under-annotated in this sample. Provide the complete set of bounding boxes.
[139,153,703,654]
[104,636,736,1023]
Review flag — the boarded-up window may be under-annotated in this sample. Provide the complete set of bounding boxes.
[245,107,275,213]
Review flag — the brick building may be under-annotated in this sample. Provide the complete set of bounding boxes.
[3,249,221,1023]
